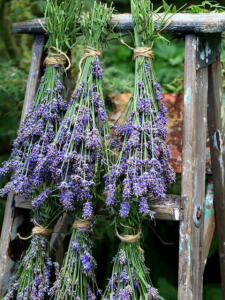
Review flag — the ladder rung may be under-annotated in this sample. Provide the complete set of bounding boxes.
[14,194,181,221]
[11,13,225,35]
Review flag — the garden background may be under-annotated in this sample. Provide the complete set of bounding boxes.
[0,0,224,299]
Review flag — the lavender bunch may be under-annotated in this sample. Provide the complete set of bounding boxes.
[103,204,164,300]
[46,1,114,216]
[48,4,114,299]
[1,196,62,300]
[0,0,82,200]
[105,0,176,219]
[49,216,101,300]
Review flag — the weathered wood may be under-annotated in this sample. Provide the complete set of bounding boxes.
[0,35,45,293]
[197,33,221,70]
[20,35,45,123]
[0,192,15,292]
[202,178,215,272]
[11,13,225,35]
[15,194,181,221]
[207,60,225,299]
[178,34,208,300]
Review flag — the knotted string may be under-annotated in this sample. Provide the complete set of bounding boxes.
[44,46,71,71]
[76,46,102,84]
[120,39,154,60]
[116,228,141,243]
[17,210,62,240]
[73,219,92,231]
[116,223,144,253]
[17,223,53,240]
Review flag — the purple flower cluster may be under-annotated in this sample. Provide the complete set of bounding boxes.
[45,56,110,217]
[105,59,175,218]
[103,246,159,300]
[0,65,67,200]
[2,235,53,300]
[51,228,99,300]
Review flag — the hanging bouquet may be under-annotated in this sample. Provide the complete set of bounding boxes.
[1,1,82,299]
[105,0,176,219]
[0,0,82,201]
[103,0,176,299]
[48,2,114,300]
[46,1,113,216]
[1,196,62,300]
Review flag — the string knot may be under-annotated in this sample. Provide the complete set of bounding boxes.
[32,226,53,236]
[73,219,92,231]
[116,227,141,243]
[133,47,154,60]
[44,46,71,71]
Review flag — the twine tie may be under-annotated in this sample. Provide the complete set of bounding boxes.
[73,219,92,231]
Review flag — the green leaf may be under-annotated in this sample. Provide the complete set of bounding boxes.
[204,284,222,300]
[157,278,177,300]
[162,0,170,12]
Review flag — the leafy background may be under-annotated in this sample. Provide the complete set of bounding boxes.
[0,0,225,299]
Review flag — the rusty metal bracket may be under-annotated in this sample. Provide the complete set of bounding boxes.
[197,33,221,70]
[194,204,204,228]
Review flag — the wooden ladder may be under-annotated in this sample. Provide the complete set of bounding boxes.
[0,13,225,300]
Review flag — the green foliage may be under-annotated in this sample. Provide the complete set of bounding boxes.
[157,278,177,300]
[185,1,225,13]
[0,59,27,145]
[204,284,222,300]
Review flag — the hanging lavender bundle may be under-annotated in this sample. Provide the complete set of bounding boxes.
[48,3,114,299]
[46,1,113,216]
[1,196,62,300]
[0,0,82,200]
[1,1,82,299]
[103,204,164,300]
[49,216,101,300]
[105,0,176,219]
[103,0,176,299]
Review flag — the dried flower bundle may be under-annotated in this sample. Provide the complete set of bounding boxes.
[0,0,82,200]
[105,0,176,219]
[1,1,82,299]
[46,1,114,216]
[103,0,176,299]
[49,217,101,300]
[48,3,114,300]
[103,205,164,300]
[1,196,62,300]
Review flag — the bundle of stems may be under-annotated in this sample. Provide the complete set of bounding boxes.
[105,0,176,219]
[103,0,176,299]
[46,1,114,216]
[49,212,101,300]
[103,204,164,300]
[0,0,82,200]
[48,3,114,299]
[1,1,82,299]
[1,196,62,300]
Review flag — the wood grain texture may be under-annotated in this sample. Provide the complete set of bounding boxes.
[178,34,208,300]
[207,60,225,299]
[202,177,215,273]
[20,35,45,123]
[0,192,15,292]
[0,35,45,293]
[15,194,181,221]
[11,13,225,35]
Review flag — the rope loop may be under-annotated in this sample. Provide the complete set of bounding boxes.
[73,219,92,231]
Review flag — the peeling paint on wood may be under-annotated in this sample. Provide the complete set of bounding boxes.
[11,13,225,34]
[184,87,191,102]
[204,181,214,220]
